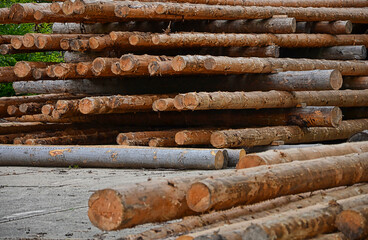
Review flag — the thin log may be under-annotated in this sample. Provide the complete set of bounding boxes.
[176,90,368,111]
[126,185,368,240]
[281,46,367,60]
[114,1,368,23]
[186,153,368,213]
[18,102,43,115]
[336,205,368,240]
[7,105,21,116]
[14,61,54,79]
[210,119,368,148]
[117,130,180,146]
[88,35,115,51]
[41,104,55,116]
[174,56,368,76]
[152,98,175,111]
[0,144,228,169]
[343,76,368,90]
[35,34,93,50]
[237,141,368,169]
[79,94,171,115]
[10,36,23,49]
[175,130,215,146]
[148,137,177,147]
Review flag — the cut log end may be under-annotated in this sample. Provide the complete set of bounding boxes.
[336,210,368,240]
[22,34,35,48]
[111,62,122,75]
[41,104,54,116]
[0,44,11,55]
[148,61,160,75]
[330,69,343,90]
[186,182,211,213]
[33,10,44,21]
[344,21,353,34]
[173,95,185,110]
[92,58,106,74]
[60,39,70,50]
[11,37,23,49]
[62,0,74,15]
[7,105,18,116]
[35,36,47,49]
[109,32,118,41]
[76,62,89,76]
[88,189,124,231]
[242,224,271,240]
[53,65,67,78]
[119,55,136,72]
[172,56,186,72]
[79,98,95,114]
[236,155,266,169]
[183,93,200,110]
[14,62,31,78]
[9,4,26,21]
[88,37,100,50]
[155,4,166,15]
[204,58,216,70]
[331,106,343,128]
[50,2,62,14]
[214,150,225,170]
[210,132,227,149]
[153,99,170,111]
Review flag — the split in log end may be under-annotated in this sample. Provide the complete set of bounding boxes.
[88,189,124,231]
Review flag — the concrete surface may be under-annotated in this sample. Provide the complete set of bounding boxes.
[0,166,215,239]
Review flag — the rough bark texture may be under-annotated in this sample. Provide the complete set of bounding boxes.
[210,119,368,148]
[175,129,215,146]
[116,129,180,146]
[335,205,368,240]
[343,77,368,90]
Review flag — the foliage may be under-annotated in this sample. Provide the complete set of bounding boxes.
[0,0,63,97]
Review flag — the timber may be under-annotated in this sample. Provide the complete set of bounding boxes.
[281,46,367,60]
[310,233,347,240]
[175,129,215,146]
[210,119,368,148]
[336,205,368,240]
[41,104,54,116]
[116,130,180,146]
[343,77,368,90]
[14,61,54,79]
[0,66,22,83]
[236,141,368,169]
[53,99,80,119]
[18,102,43,115]
[186,152,368,212]
[296,21,353,35]
[0,122,70,135]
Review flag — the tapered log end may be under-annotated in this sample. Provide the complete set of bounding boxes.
[204,58,216,70]
[62,0,74,15]
[210,132,227,148]
[119,54,135,72]
[11,37,23,49]
[331,107,343,128]
[336,210,368,240]
[89,37,100,50]
[330,69,343,90]
[243,224,271,240]
[92,58,106,74]
[88,189,124,231]
[186,182,211,213]
[183,93,200,110]
[14,62,31,78]
[79,98,96,114]
[33,10,44,21]
[236,155,266,169]
[172,56,186,72]
[22,34,35,48]
[35,36,47,49]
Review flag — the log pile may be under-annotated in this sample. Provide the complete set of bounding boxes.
[0,0,367,150]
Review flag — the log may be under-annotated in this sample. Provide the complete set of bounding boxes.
[336,205,368,240]
[7,105,21,116]
[117,130,180,146]
[0,8,11,24]
[203,46,280,58]
[114,1,368,23]
[281,46,367,60]
[343,76,368,90]
[69,38,90,52]
[53,99,80,118]
[296,21,353,35]
[176,90,368,111]
[0,44,35,55]
[186,152,368,213]
[119,54,172,73]
[211,119,368,148]
[0,145,228,170]
[62,1,120,22]
[148,137,177,147]
[22,33,38,48]
[34,34,94,50]
[0,66,22,83]
[152,98,176,111]
[132,33,367,49]
[348,130,368,143]
[0,122,70,135]
[91,57,119,76]
[41,104,55,116]
[9,3,50,22]
[175,56,368,76]
[175,129,215,146]
[310,233,347,240]
[14,61,54,79]
[126,185,368,240]
[18,102,43,115]
[0,133,26,144]
[0,35,16,45]
[10,36,23,49]
[237,141,368,169]
[78,94,172,115]
[52,63,82,79]
[236,195,368,240]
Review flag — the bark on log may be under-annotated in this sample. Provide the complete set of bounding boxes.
[310,233,347,240]
[114,1,368,23]
[281,46,367,60]
[79,94,172,115]
[0,145,228,170]
[148,137,177,147]
[335,205,368,240]
[175,129,215,146]
[0,122,70,135]
[237,141,368,169]
[0,66,22,83]
[126,185,367,240]
[175,56,368,76]
[176,90,368,111]
[343,76,368,90]
[9,3,50,22]
[14,61,55,79]
[186,153,368,213]
[18,102,43,115]
[116,130,180,146]
[0,133,26,144]
[210,119,368,148]
[296,21,353,35]
[0,35,22,45]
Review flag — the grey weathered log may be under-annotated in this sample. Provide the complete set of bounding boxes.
[348,130,368,143]
[343,76,368,90]
[281,46,367,60]
[0,145,228,170]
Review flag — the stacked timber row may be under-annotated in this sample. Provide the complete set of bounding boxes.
[0,0,367,149]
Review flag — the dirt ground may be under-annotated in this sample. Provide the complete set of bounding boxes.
[0,166,216,239]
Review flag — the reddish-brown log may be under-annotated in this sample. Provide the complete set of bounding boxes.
[9,3,50,22]
[10,36,24,49]
[336,205,368,240]
[117,130,180,146]
[41,104,55,116]
[343,76,368,90]
[14,61,54,79]
[18,102,43,115]
[175,129,215,146]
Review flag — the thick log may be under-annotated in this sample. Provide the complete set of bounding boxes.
[91,57,119,76]
[175,90,368,111]
[175,56,368,76]
[126,185,368,240]
[14,61,54,79]
[79,94,171,115]
[117,130,180,146]
[186,153,368,213]
[53,99,80,119]
[203,46,280,58]
[112,0,368,8]
[114,1,368,23]
[142,32,368,48]
[210,119,368,148]
[0,145,228,170]
[237,141,368,169]
[10,36,23,49]
[0,66,22,83]
[296,21,353,35]
[236,195,368,240]
[336,205,368,240]
[281,46,367,60]
[343,76,368,90]
[9,3,50,22]
[175,129,214,146]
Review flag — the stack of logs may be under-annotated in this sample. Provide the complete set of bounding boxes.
[0,0,368,149]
